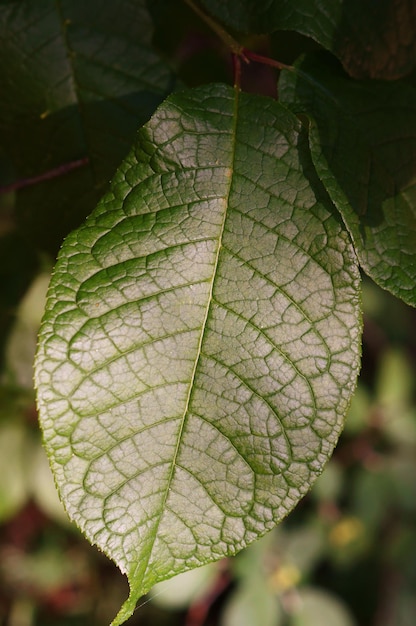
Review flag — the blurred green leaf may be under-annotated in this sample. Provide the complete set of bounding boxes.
[275,525,326,575]
[376,349,414,410]
[150,562,219,610]
[0,232,38,368]
[293,587,356,626]
[279,52,416,307]
[311,460,344,502]
[231,531,274,582]
[222,580,282,626]
[35,83,361,624]
[200,0,416,78]
[4,272,50,389]
[351,469,393,531]
[0,422,30,521]
[344,384,371,435]
[388,453,416,513]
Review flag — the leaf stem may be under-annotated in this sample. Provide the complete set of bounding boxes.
[0,157,89,195]
[232,53,242,89]
[243,49,293,71]
[183,0,246,58]
[182,0,292,86]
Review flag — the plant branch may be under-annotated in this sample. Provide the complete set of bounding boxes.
[232,53,242,89]
[243,49,293,71]
[183,0,246,58]
[0,157,89,195]
[182,0,292,87]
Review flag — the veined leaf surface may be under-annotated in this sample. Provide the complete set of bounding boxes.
[201,0,416,79]
[279,53,416,307]
[35,84,361,625]
[0,0,173,252]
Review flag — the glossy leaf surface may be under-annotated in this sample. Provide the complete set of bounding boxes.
[279,53,416,307]
[35,84,361,624]
[201,0,416,79]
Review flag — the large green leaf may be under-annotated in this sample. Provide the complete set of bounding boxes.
[279,53,416,307]
[200,0,416,79]
[35,83,361,625]
[0,0,174,252]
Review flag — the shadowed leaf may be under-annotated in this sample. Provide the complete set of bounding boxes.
[279,53,416,307]
[201,0,416,79]
[0,0,174,252]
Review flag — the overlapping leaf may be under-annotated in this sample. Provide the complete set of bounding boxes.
[279,53,416,307]
[35,84,361,625]
[0,0,174,251]
[201,0,416,79]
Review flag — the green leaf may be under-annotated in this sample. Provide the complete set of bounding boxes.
[0,231,39,367]
[149,562,219,609]
[293,587,356,626]
[279,53,416,307]
[35,83,361,625]
[223,581,282,626]
[0,422,30,522]
[4,272,50,389]
[200,0,416,79]
[0,0,174,252]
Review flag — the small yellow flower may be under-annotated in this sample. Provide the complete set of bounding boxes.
[269,564,301,592]
[329,517,364,547]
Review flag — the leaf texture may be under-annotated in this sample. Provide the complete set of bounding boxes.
[0,0,174,252]
[279,53,416,307]
[201,0,416,79]
[35,84,361,624]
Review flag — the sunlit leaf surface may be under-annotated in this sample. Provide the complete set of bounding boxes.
[35,84,361,624]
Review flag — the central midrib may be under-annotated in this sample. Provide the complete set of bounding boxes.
[130,85,241,591]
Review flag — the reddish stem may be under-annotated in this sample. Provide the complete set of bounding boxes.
[183,0,289,84]
[0,157,89,195]
[233,53,241,88]
[243,49,292,71]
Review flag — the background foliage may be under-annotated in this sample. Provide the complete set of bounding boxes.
[1,1,415,625]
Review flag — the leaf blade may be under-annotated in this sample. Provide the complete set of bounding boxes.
[279,53,416,307]
[35,84,361,624]
[0,0,174,251]
[201,0,416,79]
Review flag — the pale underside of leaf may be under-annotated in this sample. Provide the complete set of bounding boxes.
[35,84,361,624]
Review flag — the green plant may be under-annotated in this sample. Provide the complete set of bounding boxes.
[1,1,414,624]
